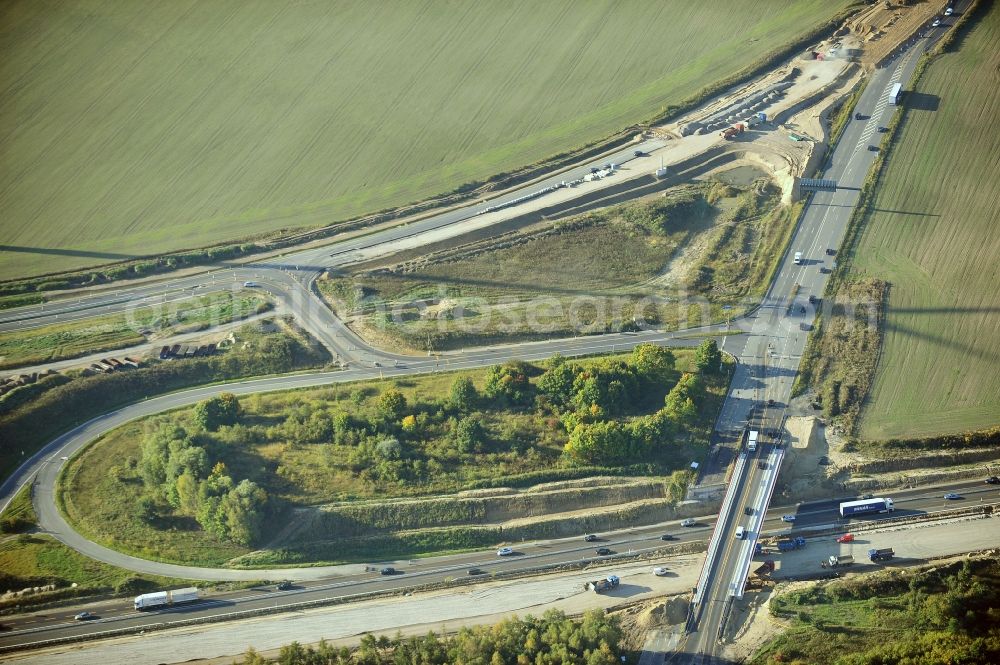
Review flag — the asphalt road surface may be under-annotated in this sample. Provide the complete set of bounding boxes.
[0,8,975,662]
[1,478,994,650]
[683,17,963,662]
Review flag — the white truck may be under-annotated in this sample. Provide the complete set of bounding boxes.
[747,429,759,452]
[134,587,200,610]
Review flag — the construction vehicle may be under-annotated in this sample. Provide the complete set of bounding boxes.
[753,560,776,577]
[828,554,854,567]
[839,497,894,517]
[134,587,200,610]
[868,547,895,562]
[720,122,746,139]
[585,575,620,593]
[777,536,807,552]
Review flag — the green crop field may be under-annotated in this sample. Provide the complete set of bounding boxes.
[0,0,848,282]
[853,3,1000,440]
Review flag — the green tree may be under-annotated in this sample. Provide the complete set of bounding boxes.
[631,343,675,385]
[537,360,578,408]
[449,376,479,412]
[219,479,268,546]
[193,393,241,431]
[694,339,722,374]
[376,388,407,422]
[483,361,534,407]
[454,415,487,453]
[374,436,403,460]
[175,470,201,516]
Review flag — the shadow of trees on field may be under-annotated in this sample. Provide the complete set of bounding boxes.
[905,92,940,112]
[0,245,135,260]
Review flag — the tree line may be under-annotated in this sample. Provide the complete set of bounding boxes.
[239,608,622,665]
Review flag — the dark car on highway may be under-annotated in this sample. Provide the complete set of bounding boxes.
[986,476,1000,485]
[660,534,675,541]
[596,547,612,556]
[467,568,485,576]
[276,580,293,591]
[584,534,599,542]
[74,612,97,621]
[380,567,396,575]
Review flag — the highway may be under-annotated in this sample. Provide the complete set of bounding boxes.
[1,478,994,649]
[682,18,960,662]
[0,8,974,662]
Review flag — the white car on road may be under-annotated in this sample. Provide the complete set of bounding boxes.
[496,547,514,556]
[653,567,669,576]
[680,518,697,527]
[781,515,796,523]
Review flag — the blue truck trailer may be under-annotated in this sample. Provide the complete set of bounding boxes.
[776,536,806,552]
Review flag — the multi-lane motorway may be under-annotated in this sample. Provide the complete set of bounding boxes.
[683,19,961,662]
[1,478,993,650]
[0,9,975,662]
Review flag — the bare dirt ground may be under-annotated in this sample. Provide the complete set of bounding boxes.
[849,0,948,67]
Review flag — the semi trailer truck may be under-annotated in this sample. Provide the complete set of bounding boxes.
[134,587,200,610]
[839,497,894,518]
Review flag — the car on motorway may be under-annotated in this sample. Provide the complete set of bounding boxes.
[932,18,941,27]
[380,567,396,575]
[836,533,855,543]
[985,476,1000,485]
[596,547,612,556]
[467,568,485,576]
[633,150,645,157]
[863,493,874,499]
[276,580,293,591]
[74,611,96,621]
[781,514,796,523]
[944,493,962,500]
[744,506,753,516]
[878,126,888,133]
[659,534,676,541]
[242,281,259,288]
[945,7,954,16]
[584,534,599,542]
[496,547,514,556]
[793,252,803,265]
[590,167,600,174]
[653,566,669,576]
[735,526,746,539]
[868,145,879,152]
[680,518,697,527]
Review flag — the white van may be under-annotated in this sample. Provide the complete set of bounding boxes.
[735,526,746,539]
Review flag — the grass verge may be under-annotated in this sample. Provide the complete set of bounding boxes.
[0,291,272,371]
[321,181,794,352]
[0,318,330,483]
